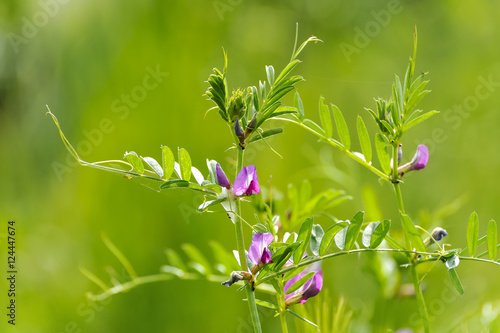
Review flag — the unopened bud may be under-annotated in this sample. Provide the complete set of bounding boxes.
[221,271,252,287]
[424,227,448,246]
[398,144,403,166]
[234,118,244,138]
[227,89,246,122]
[244,114,257,137]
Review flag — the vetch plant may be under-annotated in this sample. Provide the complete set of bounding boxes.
[47,26,500,333]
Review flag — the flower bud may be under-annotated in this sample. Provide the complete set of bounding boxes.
[244,114,257,137]
[398,144,403,165]
[228,89,245,122]
[424,227,448,246]
[216,163,231,188]
[221,271,252,287]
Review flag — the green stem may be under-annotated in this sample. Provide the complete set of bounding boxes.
[394,182,405,215]
[256,247,440,286]
[410,264,430,333]
[234,146,262,333]
[277,277,289,333]
[391,142,430,333]
[275,117,391,182]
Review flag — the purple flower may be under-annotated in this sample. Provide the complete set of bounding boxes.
[234,165,260,196]
[248,233,273,267]
[284,266,323,307]
[216,163,231,188]
[397,145,429,176]
[410,145,429,170]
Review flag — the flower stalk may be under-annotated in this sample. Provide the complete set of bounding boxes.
[391,142,430,333]
[233,145,262,333]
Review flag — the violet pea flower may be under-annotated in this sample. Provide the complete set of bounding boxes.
[284,266,323,307]
[397,145,429,176]
[234,165,260,196]
[248,233,273,267]
[216,163,231,188]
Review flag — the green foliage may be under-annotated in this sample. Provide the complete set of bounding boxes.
[47,110,222,196]
[293,217,313,264]
[357,116,372,164]
[318,96,333,138]
[331,104,350,150]
[204,35,321,151]
[362,220,391,249]
[467,211,480,257]
[344,211,364,251]
[399,213,426,252]
[488,220,498,260]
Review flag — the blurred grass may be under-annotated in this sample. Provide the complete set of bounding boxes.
[1,0,500,332]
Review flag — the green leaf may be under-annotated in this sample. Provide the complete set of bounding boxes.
[142,156,163,178]
[160,180,206,193]
[178,148,192,181]
[448,268,464,295]
[272,241,302,272]
[283,265,308,281]
[253,299,278,310]
[345,211,365,251]
[197,198,226,212]
[334,224,349,250]
[356,116,372,163]
[124,152,144,174]
[248,128,284,144]
[331,104,350,150]
[251,86,260,111]
[488,219,498,260]
[181,243,212,276]
[319,222,349,256]
[164,248,187,272]
[206,159,218,184]
[319,96,333,138]
[287,309,318,329]
[209,241,238,273]
[467,211,479,257]
[375,134,391,175]
[400,213,426,252]
[404,110,439,132]
[285,271,316,294]
[310,224,324,256]
[362,220,391,249]
[294,218,314,264]
[266,65,275,87]
[274,59,300,86]
[303,119,326,136]
[162,146,175,180]
[294,92,304,119]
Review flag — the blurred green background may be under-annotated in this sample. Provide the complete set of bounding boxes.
[1,0,500,332]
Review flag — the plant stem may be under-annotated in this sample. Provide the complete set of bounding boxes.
[394,182,405,215]
[410,264,430,333]
[391,142,430,333]
[275,117,391,182]
[234,146,262,333]
[277,277,289,333]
